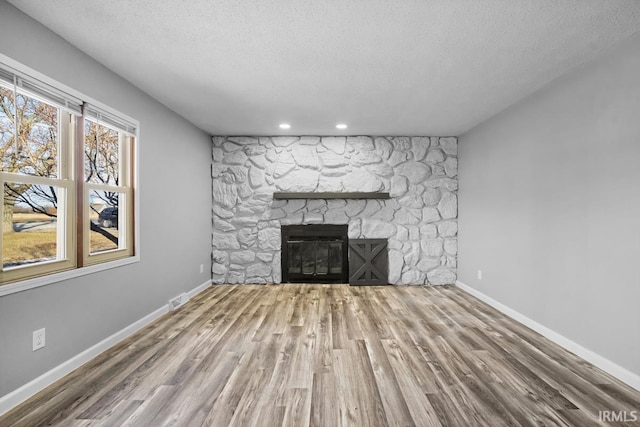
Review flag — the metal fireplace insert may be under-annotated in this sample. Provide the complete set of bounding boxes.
[281,224,349,283]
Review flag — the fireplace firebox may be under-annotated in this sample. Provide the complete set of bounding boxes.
[281,225,349,283]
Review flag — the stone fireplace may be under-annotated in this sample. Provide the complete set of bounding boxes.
[211,136,458,285]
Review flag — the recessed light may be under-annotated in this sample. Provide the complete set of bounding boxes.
[279,123,291,129]
[336,123,347,129]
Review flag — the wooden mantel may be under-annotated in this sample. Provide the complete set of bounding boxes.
[273,192,390,200]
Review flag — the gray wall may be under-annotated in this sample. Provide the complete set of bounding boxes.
[458,31,640,377]
[0,2,212,396]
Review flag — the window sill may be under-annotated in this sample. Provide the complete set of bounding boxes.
[0,255,140,297]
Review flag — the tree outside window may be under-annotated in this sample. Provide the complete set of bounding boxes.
[0,76,135,284]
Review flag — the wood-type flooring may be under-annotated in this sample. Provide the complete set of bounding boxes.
[1,284,639,426]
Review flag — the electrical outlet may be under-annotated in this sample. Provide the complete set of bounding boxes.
[33,328,46,351]
[200,264,204,273]
[477,270,482,280]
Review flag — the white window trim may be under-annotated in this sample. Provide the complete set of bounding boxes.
[0,54,141,297]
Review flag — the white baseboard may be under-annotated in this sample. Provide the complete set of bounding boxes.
[186,280,211,299]
[0,279,212,417]
[456,280,640,392]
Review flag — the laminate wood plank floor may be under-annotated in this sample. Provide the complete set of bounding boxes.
[2,284,639,426]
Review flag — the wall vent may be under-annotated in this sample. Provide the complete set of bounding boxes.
[168,293,189,311]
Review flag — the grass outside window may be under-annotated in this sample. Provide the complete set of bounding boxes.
[0,60,137,286]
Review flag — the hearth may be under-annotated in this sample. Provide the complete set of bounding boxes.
[281,224,349,283]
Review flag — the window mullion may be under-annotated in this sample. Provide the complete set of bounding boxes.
[0,174,4,271]
[75,106,86,267]
[85,183,126,193]
[129,137,135,257]
[60,112,76,268]
[0,174,71,188]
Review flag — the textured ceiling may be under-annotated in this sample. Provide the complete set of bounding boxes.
[7,0,640,136]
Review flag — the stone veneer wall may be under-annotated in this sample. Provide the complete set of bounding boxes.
[211,136,458,285]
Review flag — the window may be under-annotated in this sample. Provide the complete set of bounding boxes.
[0,60,137,286]
[83,115,134,265]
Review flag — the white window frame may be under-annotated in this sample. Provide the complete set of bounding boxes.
[0,173,77,283]
[0,54,139,297]
[82,121,135,265]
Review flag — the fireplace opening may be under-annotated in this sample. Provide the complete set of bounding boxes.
[281,224,349,283]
